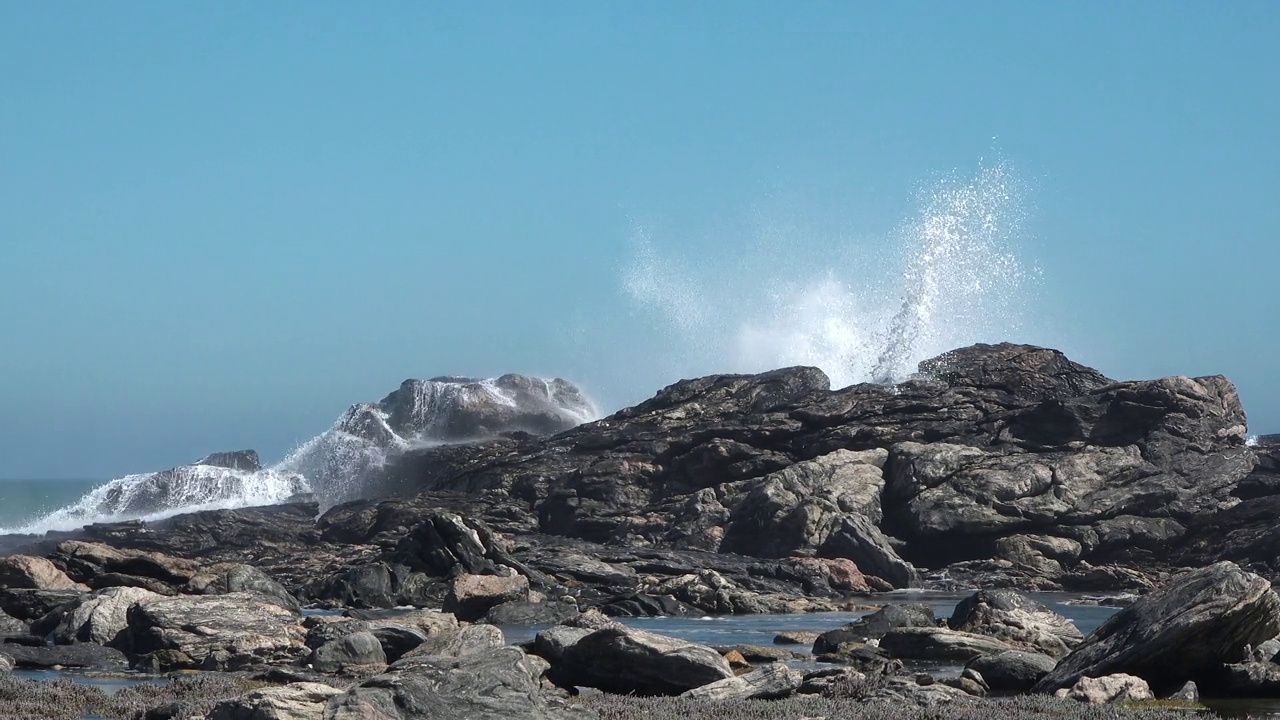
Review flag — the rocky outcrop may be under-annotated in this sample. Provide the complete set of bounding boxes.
[1033,562,1280,695]
[9,341,1271,618]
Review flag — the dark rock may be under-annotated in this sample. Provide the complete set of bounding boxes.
[551,626,734,695]
[0,588,84,621]
[325,646,591,720]
[196,450,262,471]
[966,650,1058,693]
[1033,562,1280,695]
[814,604,936,652]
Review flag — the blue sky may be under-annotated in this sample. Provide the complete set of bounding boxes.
[1,2,1277,479]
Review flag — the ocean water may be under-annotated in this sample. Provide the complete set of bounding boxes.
[0,479,102,531]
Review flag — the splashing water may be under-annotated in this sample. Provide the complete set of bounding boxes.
[623,162,1035,388]
[3,375,596,535]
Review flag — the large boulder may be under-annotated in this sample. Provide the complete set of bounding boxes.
[51,586,161,645]
[1033,562,1280,695]
[0,555,87,591]
[949,590,1083,658]
[324,646,592,720]
[1054,673,1154,704]
[116,591,307,671]
[309,631,387,673]
[442,573,529,622]
[966,650,1058,693]
[550,626,735,695]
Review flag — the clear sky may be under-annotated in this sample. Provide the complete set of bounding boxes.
[2,2,1277,479]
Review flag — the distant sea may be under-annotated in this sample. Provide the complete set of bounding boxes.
[0,478,101,532]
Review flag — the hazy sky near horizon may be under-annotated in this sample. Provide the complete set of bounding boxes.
[2,2,1278,479]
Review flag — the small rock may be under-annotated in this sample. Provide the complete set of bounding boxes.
[1167,680,1200,702]
[965,650,1057,693]
[207,681,342,720]
[773,630,819,645]
[1054,673,1154,704]
[681,662,803,701]
[309,631,387,673]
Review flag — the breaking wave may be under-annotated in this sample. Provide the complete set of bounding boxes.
[3,376,595,535]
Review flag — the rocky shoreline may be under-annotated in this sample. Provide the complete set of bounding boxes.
[4,342,1280,718]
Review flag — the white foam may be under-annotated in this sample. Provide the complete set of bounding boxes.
[623,161,1036,388]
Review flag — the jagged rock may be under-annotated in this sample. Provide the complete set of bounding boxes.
[966,650,1058,693]
[680,662,803,700]
[1054,673,1154,704]
[116,591,307,671]
[878,627,1017,662]
[814,604,935,652]
[0,653,11,672]
[1033,562,1280,695]
[325,646,592,720]
[309,631,387,673]
[550,626,734,695]
[0,554,87,590]
[51,586,160,645]
[187,563,301,612]
[443,573,530,622]
[197,450,262,471]
[949,589,1082,658]
[208,681,341,720]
